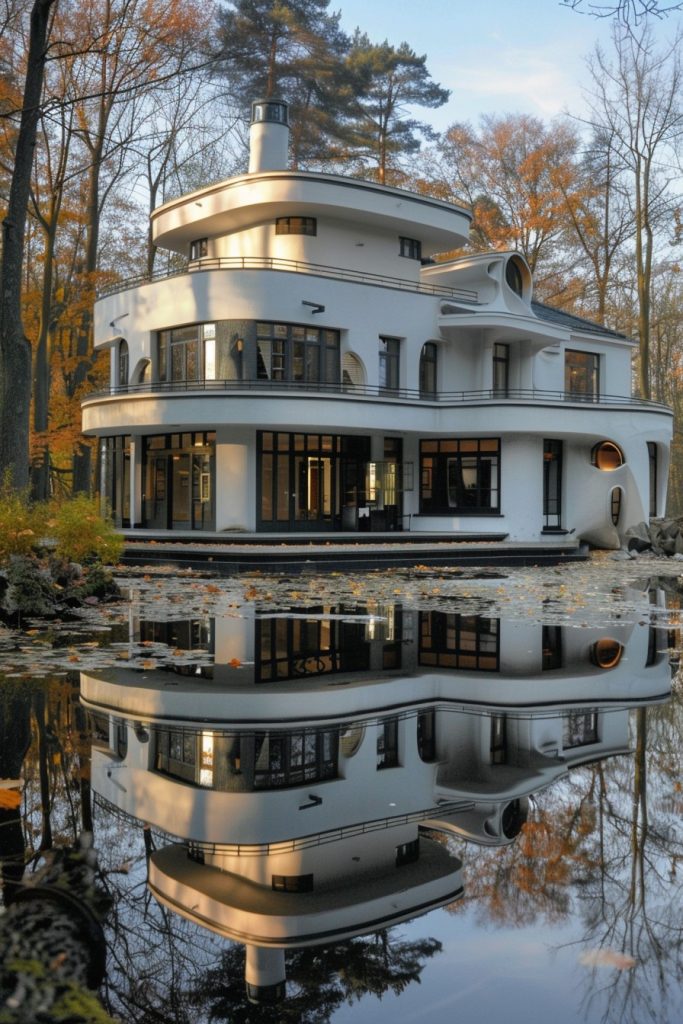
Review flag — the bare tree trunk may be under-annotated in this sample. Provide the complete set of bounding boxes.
[0,0,56,490]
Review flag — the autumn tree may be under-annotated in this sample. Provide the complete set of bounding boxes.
[426,114,585,290]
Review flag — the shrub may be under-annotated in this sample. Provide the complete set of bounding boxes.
[0,481,48,562]
[48,496,124,566]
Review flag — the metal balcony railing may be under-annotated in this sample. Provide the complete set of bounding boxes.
[96,255,479,302]
[83,378,672,411]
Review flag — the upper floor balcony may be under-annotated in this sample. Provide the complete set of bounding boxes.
[96,255,480,303]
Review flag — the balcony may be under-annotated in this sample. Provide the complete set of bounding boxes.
[83,379,671,411]
[96,255,480,303]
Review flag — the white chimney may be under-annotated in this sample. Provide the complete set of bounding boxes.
[249,100,289,173]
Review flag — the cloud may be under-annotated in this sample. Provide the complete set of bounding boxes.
[452,48,583,118]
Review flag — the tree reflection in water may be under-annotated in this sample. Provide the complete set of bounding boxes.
[445,695,683,1024]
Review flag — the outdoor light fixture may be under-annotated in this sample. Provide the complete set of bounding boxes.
[302,300,325,314]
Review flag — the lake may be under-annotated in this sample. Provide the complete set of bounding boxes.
[2,558,682,1023]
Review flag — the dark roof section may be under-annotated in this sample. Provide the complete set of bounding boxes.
[531,301,631,341]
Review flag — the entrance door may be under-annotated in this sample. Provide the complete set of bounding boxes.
[543,439,562,529]
[259,432,339,531]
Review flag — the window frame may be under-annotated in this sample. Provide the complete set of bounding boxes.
[420,342,437,397]
[379,336,400,392]
[565,349,600,401]
[275,216,317,236]
[420,438,500,514]
[189,238,208,260]
[399,236,422,260]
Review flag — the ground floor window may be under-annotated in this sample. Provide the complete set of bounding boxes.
[142,432,215,531]
[543,439,562,529]
[255,610,371,682]
[100,436,131,527]
[420,438,500,514]
[419,612,499,671]
[648,442,658,517]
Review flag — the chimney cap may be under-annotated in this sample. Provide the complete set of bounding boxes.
[251,99,289,126]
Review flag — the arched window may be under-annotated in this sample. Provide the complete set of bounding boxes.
[505,257,524,296]
[342,352,364,390]
[118,339,129,387]
[419,342,437,397]
[591,440,624,470]
[591,638,624,669]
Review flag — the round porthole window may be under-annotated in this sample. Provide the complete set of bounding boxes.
[591,638,624,669]
[505,256,524,296]
[591,440,624,470]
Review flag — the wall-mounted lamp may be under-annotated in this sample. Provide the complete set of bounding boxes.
[302,300,325,315]
[235,337,244,353]
[134,723,150,743]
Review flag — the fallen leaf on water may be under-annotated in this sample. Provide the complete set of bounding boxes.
[579,949,636,970]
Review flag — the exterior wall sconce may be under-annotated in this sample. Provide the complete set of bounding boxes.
[235,338,244,352]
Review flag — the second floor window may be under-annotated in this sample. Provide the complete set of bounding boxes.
[190,238,207,260]
[157,324,215,382]
[399,236,422,260]
[565,349,599,400]
[379,336,400,391]
[118,339,129,387]
[276,216,317,235]
[420,342,437,397]
[256,322,339,384]
[493,343,509,394]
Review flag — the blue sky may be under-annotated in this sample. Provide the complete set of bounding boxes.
[334,0,678,128]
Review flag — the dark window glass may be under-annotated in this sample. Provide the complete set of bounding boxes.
[190,238,207,260]
[565,349,600,400]
[396,838,420,866]
[647,442,658,517]
[118,340,129,387]
[493,343,509,395]
[417,710,436,762]
[399,236,422,260]
[505,258,523,295]
[490,715,507,764]
[420,342,437,397]
[610,486,623,526]
[543,439,562,529]
[275,216,317,236]
[379,336,400,392]
[256,322,339,384]
[420,438,500,514]
[542,625,563,670]
[419,612,500,671]
[272,874,314,892]
[377,719,399,769]
[563,712,598,749]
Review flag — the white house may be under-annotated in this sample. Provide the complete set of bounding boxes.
[81,602,670,1000]
[82,100,673,546]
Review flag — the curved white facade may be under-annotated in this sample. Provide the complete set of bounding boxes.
[84,104,672,545]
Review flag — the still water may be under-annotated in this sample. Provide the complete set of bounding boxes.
[2,566,682,1023]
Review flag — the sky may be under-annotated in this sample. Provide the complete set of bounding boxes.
[333,0,679,130]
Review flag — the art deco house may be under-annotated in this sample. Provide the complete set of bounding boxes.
[82,100,673,545]
[81,603,670,999]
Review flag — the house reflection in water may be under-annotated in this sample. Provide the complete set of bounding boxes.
[81,603,671,1003]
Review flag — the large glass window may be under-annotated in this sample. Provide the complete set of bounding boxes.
[158,324,216,383]
[565,349,600,400]
[256,322,339,385]
[420,438,500,514]
[419,612,500,671]
[379,336,400,392]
